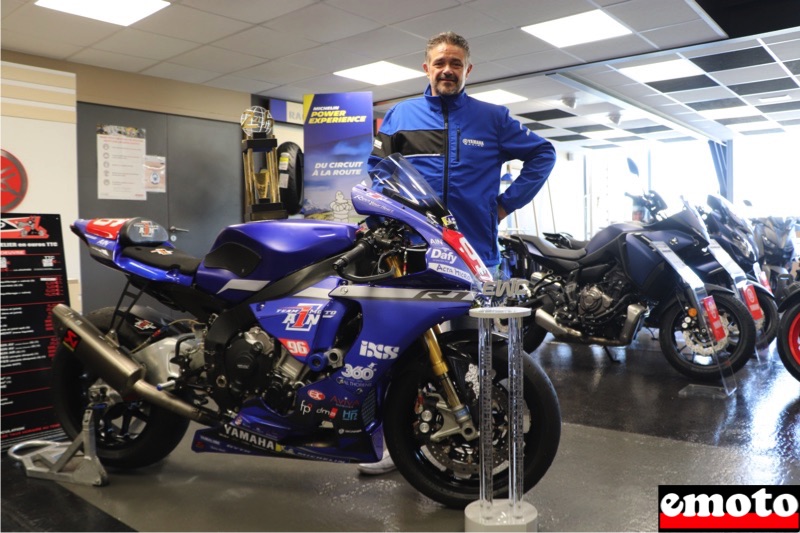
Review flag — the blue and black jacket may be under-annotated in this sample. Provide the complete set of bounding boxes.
[369,85,556,267]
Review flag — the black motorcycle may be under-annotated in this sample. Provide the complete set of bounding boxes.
[696,194,778,351]
[750,213,797,302]
[501,193,755,382]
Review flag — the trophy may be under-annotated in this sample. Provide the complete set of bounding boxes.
[240,106,286,220]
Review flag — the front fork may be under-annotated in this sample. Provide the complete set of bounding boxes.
[387,257,478,442]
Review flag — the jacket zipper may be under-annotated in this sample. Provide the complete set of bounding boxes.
[456,128,461,162]
[442,101,449,206]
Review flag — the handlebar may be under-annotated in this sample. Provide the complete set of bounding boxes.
[333,240,397,283]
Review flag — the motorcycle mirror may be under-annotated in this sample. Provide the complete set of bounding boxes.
[626,157,639,177]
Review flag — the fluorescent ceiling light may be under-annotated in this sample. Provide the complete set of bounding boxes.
[521,10,632,48]
[617,59,705,83]
[698,107,756,120]
[758,94,792,103]
[35,0,169,26]
[334,61,424,85]
[470,89,527,105]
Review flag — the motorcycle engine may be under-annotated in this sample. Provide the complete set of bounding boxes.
[560,268,632,334]
[217,326,311,414]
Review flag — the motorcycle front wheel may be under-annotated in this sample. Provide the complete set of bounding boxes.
[384,330,561,508]
[754,290,779,351]
[658,291,755,381]
[777,300,800,382]
[51,307,190,468]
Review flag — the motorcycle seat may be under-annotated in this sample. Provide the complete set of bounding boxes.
[120,245,202,276]
[516,234,586,260]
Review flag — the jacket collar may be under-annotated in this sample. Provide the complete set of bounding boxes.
[424,85,468,111]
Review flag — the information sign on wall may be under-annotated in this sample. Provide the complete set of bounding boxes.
[0,213,69,450]
[301,92,373,222]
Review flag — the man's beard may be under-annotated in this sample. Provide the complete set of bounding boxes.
[435,76,461,96]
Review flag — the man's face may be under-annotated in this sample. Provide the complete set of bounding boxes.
[424,43,472,96]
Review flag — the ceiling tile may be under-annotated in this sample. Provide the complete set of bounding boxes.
[741,128,785,135]
[566,34,657,64]
[639,20,725,50]
[214,27,320,60]
[257,84,309,100]
[742,88,800,106]
[690,46,775,72]
[141,62,220,84]
[520,109,576,121]
[626,125,671,134]
[329,27,427,62]
[606,0,700,31]
[607,135,645,142]
[277,45,374,73]
[467,0,590,27]
[236,60,322,86]
[659,136,695,143]
[178,0,316,24]
[708,62,788,85]
[717,116,768,126]
[67,48,159,73]
[728,77,799,96]
[687,97,746,111]
[567,124,615,133]
[293,73,372,94]
[328,0,460,25]
[0,29,82,59]
[647,74,718,93]
[169,46,267,74]
[666,85,736,103]
[523,122,556,131]
[205,76,277,94]
[92,29,199,61]
[466,29,551,63]
[393,5,511,40]
[778,118,800,126]
[757,100,800,113]
[261,3,382,43]
[785,59,800,76]
[768,38,800,61]
[133,5,251,43]
[549,134,590,142]
[493,48,582,76]
[584,143,621,149]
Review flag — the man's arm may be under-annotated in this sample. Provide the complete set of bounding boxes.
[496,110,556,216]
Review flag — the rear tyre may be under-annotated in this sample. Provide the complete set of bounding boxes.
[777,301,800,382]
[658,291,755,381]
[384,330,561,508]
[51,308,190,468]
[277,141,304,215]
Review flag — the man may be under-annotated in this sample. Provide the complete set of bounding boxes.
[368,31,556,270]
[358,31,556,476]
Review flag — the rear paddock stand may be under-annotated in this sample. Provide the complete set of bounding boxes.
[8,406,108,487]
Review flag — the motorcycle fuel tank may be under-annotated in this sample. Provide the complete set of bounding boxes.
[195,219,357,302]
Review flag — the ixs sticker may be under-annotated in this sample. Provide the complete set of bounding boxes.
[359,341,400,360]
[658,485,799,532]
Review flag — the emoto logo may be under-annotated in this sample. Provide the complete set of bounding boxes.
[658,485,799,532]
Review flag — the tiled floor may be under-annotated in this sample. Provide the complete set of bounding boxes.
[3,334,799,532]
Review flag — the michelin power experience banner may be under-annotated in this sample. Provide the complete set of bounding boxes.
[302,92,373,222]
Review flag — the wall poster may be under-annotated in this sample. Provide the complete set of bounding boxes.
[1,213,69,450]
[301,92,373,222]
[96,124,147,200]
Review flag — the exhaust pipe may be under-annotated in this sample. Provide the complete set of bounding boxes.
[534,303,647,346]
[52,304,215,425]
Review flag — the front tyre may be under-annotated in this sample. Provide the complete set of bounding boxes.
[51,308,190,468]
[754,290,779,351]
[777,300,800,382]
[658,291,755,381]
[384,331,561,508]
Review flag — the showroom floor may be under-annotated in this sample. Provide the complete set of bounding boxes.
[3,332,799,532]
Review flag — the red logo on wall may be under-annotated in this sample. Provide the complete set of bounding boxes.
[1,150,29,212]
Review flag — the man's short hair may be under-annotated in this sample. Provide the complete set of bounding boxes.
[425,31,470,63]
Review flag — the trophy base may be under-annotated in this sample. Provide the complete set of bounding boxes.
[247,202,287,221]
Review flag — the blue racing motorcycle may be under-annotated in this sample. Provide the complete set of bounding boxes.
[50,154,561,508]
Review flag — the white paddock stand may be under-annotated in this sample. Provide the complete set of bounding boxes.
[464,307,538,532]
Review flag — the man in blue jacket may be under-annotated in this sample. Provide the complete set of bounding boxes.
[368,31,556,271]
[359,31,556,475]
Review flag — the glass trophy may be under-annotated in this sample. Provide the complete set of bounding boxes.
[240,106,286,220]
